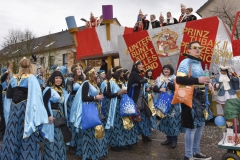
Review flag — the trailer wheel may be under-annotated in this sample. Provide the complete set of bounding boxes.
[222,152,240,160]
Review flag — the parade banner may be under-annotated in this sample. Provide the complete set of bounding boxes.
[123,31,162,79]
[118,16,237,76]
[179,17,219,69]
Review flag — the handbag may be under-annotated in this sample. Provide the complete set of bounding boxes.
[131,107,142,122]
[128,85,142,122]
[53,110,72,143]
[171,65,194,108]
[120,94,138,117]
[154,91,173,114]
[54,117,67,127]
[81,102,102,130]
[136,93,147,110]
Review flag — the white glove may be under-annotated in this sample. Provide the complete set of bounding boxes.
[216,83,219,88]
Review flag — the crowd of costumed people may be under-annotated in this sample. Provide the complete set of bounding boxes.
[1,3,240,160]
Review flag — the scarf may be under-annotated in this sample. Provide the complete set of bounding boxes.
[164,17,174,24]
[219,73,230,91]
[181,13,193,22]
[149,19,157,30]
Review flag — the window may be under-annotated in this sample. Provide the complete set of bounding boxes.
[49,56,54,67]
[33,46,39,50]
[40,57,45,66]
[62,54,68,66]
[12,50,19,54]
[45,41,55,47]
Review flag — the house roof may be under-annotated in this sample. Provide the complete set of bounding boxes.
[0,18,121,58]
[196,0,213,17]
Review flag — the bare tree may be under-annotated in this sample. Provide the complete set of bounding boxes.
[0,29,37,73]
[208,0,240,39]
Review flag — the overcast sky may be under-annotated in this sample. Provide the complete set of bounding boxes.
[0,0,208,49]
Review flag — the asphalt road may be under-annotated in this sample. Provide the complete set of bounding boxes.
[0,122,228,160]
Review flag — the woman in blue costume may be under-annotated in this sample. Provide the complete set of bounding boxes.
[0,67,9,140]
[127,60,152,142]
[70,66,108,160]
[144,68,157,129]
[105,66,139,152]
[42,70,67,160]
[153,64,185,149]
[0,57,49,160]
[66,64,85,154]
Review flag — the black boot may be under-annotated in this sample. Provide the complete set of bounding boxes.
[170,142,177,149]
[142,135,152,142]
[127,145,133,150]
[121,145,134,150]
[69,146,76,154]
[111,146,122,152]
[161,140,171,145]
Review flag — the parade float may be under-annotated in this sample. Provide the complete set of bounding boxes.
[66,7,240,159]
[65,5,240,115]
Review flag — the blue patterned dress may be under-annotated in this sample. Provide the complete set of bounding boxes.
[42,87,67,160]
[0,74,49,160]
[67,82,81,149]
[155,75,185,142]
[70,81,108,160]
[105,79,139,147]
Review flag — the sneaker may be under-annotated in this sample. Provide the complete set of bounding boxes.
[183,156,194,160]
[193,153,212,160]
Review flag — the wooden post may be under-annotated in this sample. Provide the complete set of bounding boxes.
[107,56,112,69]
[81,60,86,68]
[102,20,114,41]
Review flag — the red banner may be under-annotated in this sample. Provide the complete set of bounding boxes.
[178,17,219,69]
[123,31,162,79]
[76,28,102,60]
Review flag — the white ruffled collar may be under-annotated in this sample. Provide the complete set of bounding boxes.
[164,17,174,24]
